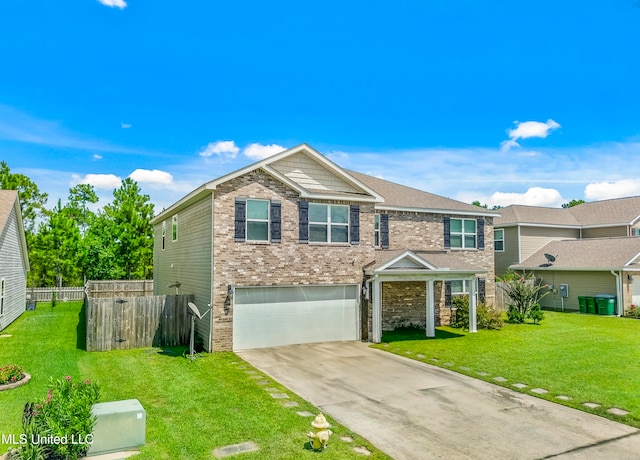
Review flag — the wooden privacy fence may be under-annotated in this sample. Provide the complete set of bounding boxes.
[85,294,193,352]
[27,287,85,302]
[85,280,154,299]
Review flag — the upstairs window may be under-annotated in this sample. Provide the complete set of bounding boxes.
[374,214,380,247]
[309,203,349,243]
[0,279,4,316]
[162,221,166,250]
[450,218,476,249]
[246,199,270,241]
[172,215,178,242]
[494,229,504,251]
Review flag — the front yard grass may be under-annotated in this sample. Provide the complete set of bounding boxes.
[0,302,389,459]
[372,311,640,428]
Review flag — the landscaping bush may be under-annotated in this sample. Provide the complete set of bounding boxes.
[498,270,548,324]
[0,365,24,385]
[625,304,640,319]
[450,295,504,330]
[9,376,100,460]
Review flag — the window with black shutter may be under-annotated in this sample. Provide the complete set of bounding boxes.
[270,201,281,243]
[299,201,309,243]
[380,213,389,249]
[234,199,246,242]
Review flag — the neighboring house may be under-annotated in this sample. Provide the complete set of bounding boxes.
[0,190,30,332]
[151,144,499,351]
[494,197,640,276]
[509,237,640,315]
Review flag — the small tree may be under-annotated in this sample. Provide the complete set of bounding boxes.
[499,270,549,324]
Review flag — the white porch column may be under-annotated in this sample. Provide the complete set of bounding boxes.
[426,279,435,337]
[469,277,478,333]
[373,277,382,343]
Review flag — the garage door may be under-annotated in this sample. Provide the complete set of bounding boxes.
[233,285,359,350]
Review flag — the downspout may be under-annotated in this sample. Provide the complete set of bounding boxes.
[611,270,622,316]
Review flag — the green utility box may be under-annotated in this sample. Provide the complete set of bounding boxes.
[595,295,616,316]
[585,296,596,314]
[578,296,587,313]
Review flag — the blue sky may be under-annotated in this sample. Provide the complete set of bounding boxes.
[2,1,640,213]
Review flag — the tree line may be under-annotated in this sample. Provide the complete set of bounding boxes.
[1,161,154,288]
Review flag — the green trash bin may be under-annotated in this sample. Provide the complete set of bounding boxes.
[595,295,616,316]
[578,296,587,313]
[585,296,596,314]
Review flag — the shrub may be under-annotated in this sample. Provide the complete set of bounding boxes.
[626,304,640,319]
[0,365,24,385]
[450,295,504,330]
[499,270,549,324]
[10,376,100,460]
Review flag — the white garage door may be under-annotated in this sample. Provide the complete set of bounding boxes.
[233,284,359,350]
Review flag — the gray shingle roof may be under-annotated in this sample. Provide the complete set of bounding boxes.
[0,190,19,233]
[496,196,640,228]
[347,170,499,215]
[510,237,640,270]
[366,249,487,273]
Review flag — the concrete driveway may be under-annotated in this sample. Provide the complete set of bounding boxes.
[238,341,640,460]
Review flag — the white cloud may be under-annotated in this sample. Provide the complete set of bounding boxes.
[98,0,127,9]
[75,173,122,190]
[501,119,560,151]
[129,169,173,185]
[121,122,131,129]
[243,143,286,160]
[92,154,103,160]
[585,179,640,200]
[488,187,565,207]
[199,141,239,160]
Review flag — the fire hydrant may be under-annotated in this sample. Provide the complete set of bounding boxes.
[307,413,333,451]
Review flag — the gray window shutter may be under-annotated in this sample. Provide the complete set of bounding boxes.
[380,213,389,249]
[445,281,452,307]
[234,199,246,242]
[477,219,485,250]
[270,201,281,243]
[299,201,309,243]
[444,217,451,249]
[350,205,360,245]
[477,277,486,303]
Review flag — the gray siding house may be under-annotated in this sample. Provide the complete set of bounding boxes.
[495,197,640,276]
[0,191,30,331]
[151,144,499,351]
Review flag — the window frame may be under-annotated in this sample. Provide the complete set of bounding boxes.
[0,278,4,316]
[308,203,350,244]
[245,199,271,242]
[172,215,178,242]
[162,220,166,250]
[451,279,469,296]
[494,228,504,252]
[374,214,381,248]
[450,218,477,249]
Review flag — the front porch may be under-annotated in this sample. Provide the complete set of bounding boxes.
[363,250,487,342]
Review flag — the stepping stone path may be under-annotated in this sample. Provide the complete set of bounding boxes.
[353,446,372,456]
[459,366,470,371]
[270,393,289,399]
[256,380,270,385]
[296,411,315,417]
[444,362,454,367]
[476,371,488,376]
[512,383,527,389]
[556,395,571,401]
[213,441,259,458]
[607,408,629,416]
[341,436,353,443]
[493,376,507,383]
[416,354,425,358]
[283,401,299,408]
[583,402,600,409]
[404,351,412,355]
[530,388,548,395]
[431,358,439,362]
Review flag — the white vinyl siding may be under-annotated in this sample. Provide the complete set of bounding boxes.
[0,201,28,332]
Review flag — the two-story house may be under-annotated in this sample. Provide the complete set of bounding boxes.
[494,197,640,314]
[151,144,499,351]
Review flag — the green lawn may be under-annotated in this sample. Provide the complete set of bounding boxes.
[373,311,640,428]
[0,302,389,459]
